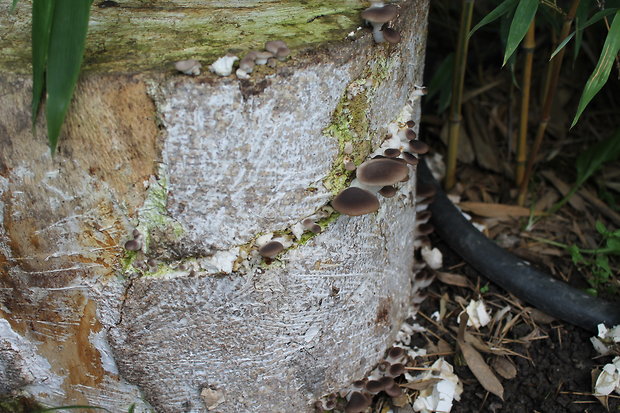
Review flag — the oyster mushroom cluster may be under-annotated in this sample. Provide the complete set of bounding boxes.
[361,1,402,44]
[236,40,290,79]
[330,120,430,217]
[315,346,409,412]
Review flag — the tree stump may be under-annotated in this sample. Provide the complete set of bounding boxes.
[0,1,429,411]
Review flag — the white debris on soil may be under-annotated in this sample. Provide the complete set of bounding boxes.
[421,246,443,270]
[591,323,620,355]
[459,299,492,329]
[594,356,620,396]
[412,358,463,413]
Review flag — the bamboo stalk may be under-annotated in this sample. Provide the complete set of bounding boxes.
[517,0,581,206]
[444,0,475,190]
[515,21,536,186]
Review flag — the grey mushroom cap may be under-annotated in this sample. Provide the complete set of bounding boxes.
[402,151,419,165]
[365,379,385,393]
[387,363,405,377]
[384,382,403,397]
[124,239,142,251]
[345,392,372,413]
[265,40,287,54]
[417,222,435,235]
[409,139,430,154]
[379,185,397,198]
[382,27,401,44]
[258,240,284,258]
[356,158,409,186]
[406,129,417,140]
[361,4,398,23]
[332,187,380,216]
[383,148,401,158]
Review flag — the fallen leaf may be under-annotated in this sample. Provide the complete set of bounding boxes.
[458,313,505,400]
[458,201,543,218]
[492,356,517,380]
[436,271,472,288]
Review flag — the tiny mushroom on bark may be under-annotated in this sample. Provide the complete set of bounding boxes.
[258,240,284,258]
[345,392,372,413]
[405,129,417,140]
[332,187,380,216]
[254,51,273,65]
[417,222,435,236]
[401,151,419,165]
[124,239,142,252]
[360,4,398,43]
[381,27,401,44]
[379,185,397,198]
[174,59,201,75]
[356,158,409,186]
[383,148,401,158]
[409,140,430,154]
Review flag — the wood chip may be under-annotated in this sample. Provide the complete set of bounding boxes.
[492,356,517,379]
[524,307,556,324]
[458,201,543,218]
[436,271,472,288]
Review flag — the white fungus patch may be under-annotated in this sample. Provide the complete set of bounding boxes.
[209,55,238,76]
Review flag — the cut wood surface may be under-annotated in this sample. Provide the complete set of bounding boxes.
[0,1,430,412]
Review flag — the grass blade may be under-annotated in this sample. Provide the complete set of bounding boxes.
[571,10,620,127]
[45,0,93,154]
[468,0,518,40]
[31,0,55,124]
[503,0,539,66]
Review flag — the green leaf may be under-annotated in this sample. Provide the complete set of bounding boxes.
[45,0,93,154]
[572,0,590,65]
[468,0,518,40]
[595,220,608,236]
[572,10,620,127]
[10,0,19,11]
[503,0,539,66]
[127,404,136,413]
[575,129,620,187]
[425,53,454,113]
[31,0,55,124]
[568,245,585,264]
[551,8,618,61]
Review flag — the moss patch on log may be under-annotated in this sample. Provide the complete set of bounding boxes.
[0,1,365,74]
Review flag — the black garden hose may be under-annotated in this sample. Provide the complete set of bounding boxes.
[418,159,620,332]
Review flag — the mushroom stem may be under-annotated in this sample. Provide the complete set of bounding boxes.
[371,24,385,43]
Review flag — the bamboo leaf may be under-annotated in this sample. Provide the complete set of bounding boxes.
[426,53,454,112]
[572,10,620,127]
[551,8,618,61]
[45,0,93,154]
[31,0,55,124]
[503,0,539,66]
[575,129,620,187]
[468,0,518,40]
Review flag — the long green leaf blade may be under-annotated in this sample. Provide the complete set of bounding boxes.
[45,0,92,154]
[503,0,539,66]
[572,10,620,127]
[468,0,518,40]
[31,0,55,124]
[575,129,620,187]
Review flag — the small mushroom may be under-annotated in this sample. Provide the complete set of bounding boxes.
[356,158,409,186]
[258,241,284,258]
[344,160,357,171]
[124,239,141,252]
[386,346,406,363]
[406,129,417,140]
[406,120,416,128]
[365,379,385,394]
[344,391,372,413]
[239,52,257,73]
[332,187,380,216]
[416,210,432,223]
[254,51,274,65]
[265,40,287,54]
[387,363,405,377]
[383,148,401,158]
[401,151,419,165]
[361,4,399,43]
[384,382,403,398]
[382,27,401,44]
[409,139,429,154]
[417,222,435,236]
[174,59,201,75]
[379,185,397,198]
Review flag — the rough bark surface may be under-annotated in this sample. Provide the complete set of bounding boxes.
[0,1,429,412]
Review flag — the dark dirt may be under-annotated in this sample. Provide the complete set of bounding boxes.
[412,235,620,413]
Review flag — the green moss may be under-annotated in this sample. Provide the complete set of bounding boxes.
[0,396,42,413]
[0,1,365,74]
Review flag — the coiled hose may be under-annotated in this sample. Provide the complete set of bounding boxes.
[417,159,620,332]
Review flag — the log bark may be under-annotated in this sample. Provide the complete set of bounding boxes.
[0,1,429,411]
